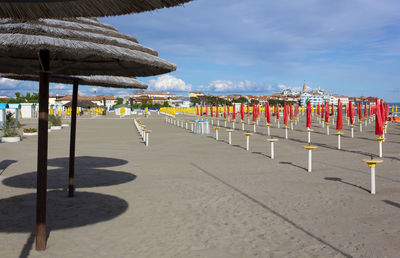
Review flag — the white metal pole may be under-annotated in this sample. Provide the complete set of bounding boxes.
[308,131,311,143]
[216,130,219,140]
[253,123,256,132]
[285,128,288,139]
[228,132,232,144]
[308,150,312,172]
[327,125,330,135]
[338,134,341,149]
[145,133,149,146]
[246,136,249,151]
[242,122,244,131]
[360,123,362,132]
[267,126,270,136]
[351,127,354,138]
[379,141,383,158]
[271,142,275,159]
[232,121,235,129]
[371,166,376,194]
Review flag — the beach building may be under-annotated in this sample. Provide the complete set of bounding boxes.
[329,95,349,105]
[20,103,37,118]
[114,104,132,116]
[56,95,117,110]
[0,103,8,125]
[300,92,330,106]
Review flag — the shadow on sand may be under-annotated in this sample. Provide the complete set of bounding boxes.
[0,159,17,176]
[0,190,128,257]
[324,177,369,193]
[2,156,136,189]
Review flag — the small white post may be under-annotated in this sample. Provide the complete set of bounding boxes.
[338,134,341,149]
[267,139,278,159]
[215,128,219,140]
[191,123,194,132]
[245,133,251,151]
[371,166,375,194]
[224,119,227,128]
[253,123,256,133]
[363,159,383,195]
[308,150,312,172]
[326,124,330,135]
[211,119,213,125]
[232,121,235,129]
[227,129,233,144]
[185,122,188,130]
[359,122,363,132]
[285,127,288,139]
[290,121,293,130]
[277,120,280,128]
[379,141,383,158]
[267,124,270,136]
[351,126,354,138]
[217,119,220,126]
[308,131,311,143]
[242,121,245,131]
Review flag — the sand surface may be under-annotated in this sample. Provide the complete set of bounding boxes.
[0,113,399,257]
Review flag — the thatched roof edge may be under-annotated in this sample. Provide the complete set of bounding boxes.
[0,0,193,20]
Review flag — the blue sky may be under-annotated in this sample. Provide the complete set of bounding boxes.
[1,0,400,101]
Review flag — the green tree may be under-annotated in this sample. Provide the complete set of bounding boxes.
[116,97,123,105]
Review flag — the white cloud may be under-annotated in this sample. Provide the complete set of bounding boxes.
[0,77,20,88]
[198,80,273,93]
[148,75,192,91]
[51,83,67,90]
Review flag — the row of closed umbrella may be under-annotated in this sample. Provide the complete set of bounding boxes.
[0,0,192,251]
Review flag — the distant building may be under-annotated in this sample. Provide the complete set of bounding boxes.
[189,92,205,98]
[329,95,349,105]
[56,95,117,110]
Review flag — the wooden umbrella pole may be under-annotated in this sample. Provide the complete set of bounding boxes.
[36,49,50,251]
[68,80,79,197]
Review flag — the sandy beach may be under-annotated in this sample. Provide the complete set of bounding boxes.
[1,113,399,257]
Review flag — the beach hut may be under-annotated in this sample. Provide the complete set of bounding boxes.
[20,103,37,118]
[0,103,8,125]
[6,103,21,121]
[114,104,132,116]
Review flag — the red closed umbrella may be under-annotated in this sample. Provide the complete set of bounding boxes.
[276,104,280,120]
[205,105,208,117]
[336,99,343,130]
[224,105,227,118]
[240,103,244,120]
[210,104,213,117]
[196,106,199,116]
[227,105,230,116]
[325,102,329,123]
[364,103,367,117]
[349,101,354,125]
[306,101,312,128]
[290,104,293,121]
[216,104,219,118]
[375,99,383,135]
[283,102,288,125]
[266,102,270,124]
[200,105,203,117]
[232,104,236,119]
[252,102,256,121]
[247,104,250,117]
[358,103,362,120]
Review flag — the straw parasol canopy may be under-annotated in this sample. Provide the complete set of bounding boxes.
[63,100,98,108]
[0,17,176,77]
[0,0,192,20]
[0,73,148,89]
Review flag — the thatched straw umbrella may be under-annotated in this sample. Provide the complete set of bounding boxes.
[0,0,192,20]
[0,17,174,250]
